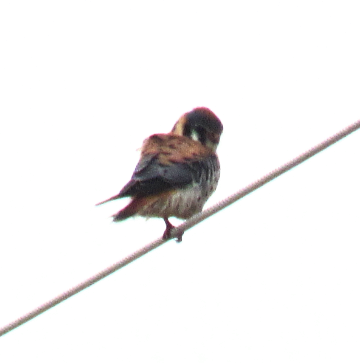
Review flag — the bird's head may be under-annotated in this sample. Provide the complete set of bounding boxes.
[171,107,223,151]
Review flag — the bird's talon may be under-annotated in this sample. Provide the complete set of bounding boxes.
[173,227,184,242]
[163,218,184,241]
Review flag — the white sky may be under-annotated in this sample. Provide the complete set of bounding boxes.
[1,1,360,362]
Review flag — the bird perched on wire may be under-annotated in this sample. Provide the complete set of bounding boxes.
[96,107,223,241]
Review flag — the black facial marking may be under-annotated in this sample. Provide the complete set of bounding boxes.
[185,108,223,135]
[183,107,223,146]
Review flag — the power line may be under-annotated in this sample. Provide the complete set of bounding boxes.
[1,119,359,337]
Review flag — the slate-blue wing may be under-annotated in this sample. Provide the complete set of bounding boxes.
[118,152,219,198]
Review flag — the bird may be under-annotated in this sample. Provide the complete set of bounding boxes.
[96,107,223,241]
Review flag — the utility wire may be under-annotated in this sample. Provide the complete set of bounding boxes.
[1,119,359,337]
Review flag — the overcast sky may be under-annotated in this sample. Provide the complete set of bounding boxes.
[1,1,360,362]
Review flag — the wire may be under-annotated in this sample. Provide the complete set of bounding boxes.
[1,119,359,337]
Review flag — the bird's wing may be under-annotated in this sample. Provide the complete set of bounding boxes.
[118,134,218,198]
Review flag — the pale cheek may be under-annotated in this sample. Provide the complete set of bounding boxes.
[190,129,200,142]
[205,140,217,151]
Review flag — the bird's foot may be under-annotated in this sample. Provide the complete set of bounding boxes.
[163,218,183,242]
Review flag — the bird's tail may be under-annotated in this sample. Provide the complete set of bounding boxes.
[95,194,122,206]
[112,198,148,222]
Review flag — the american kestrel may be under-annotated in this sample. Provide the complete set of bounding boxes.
[96,107,223,241]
